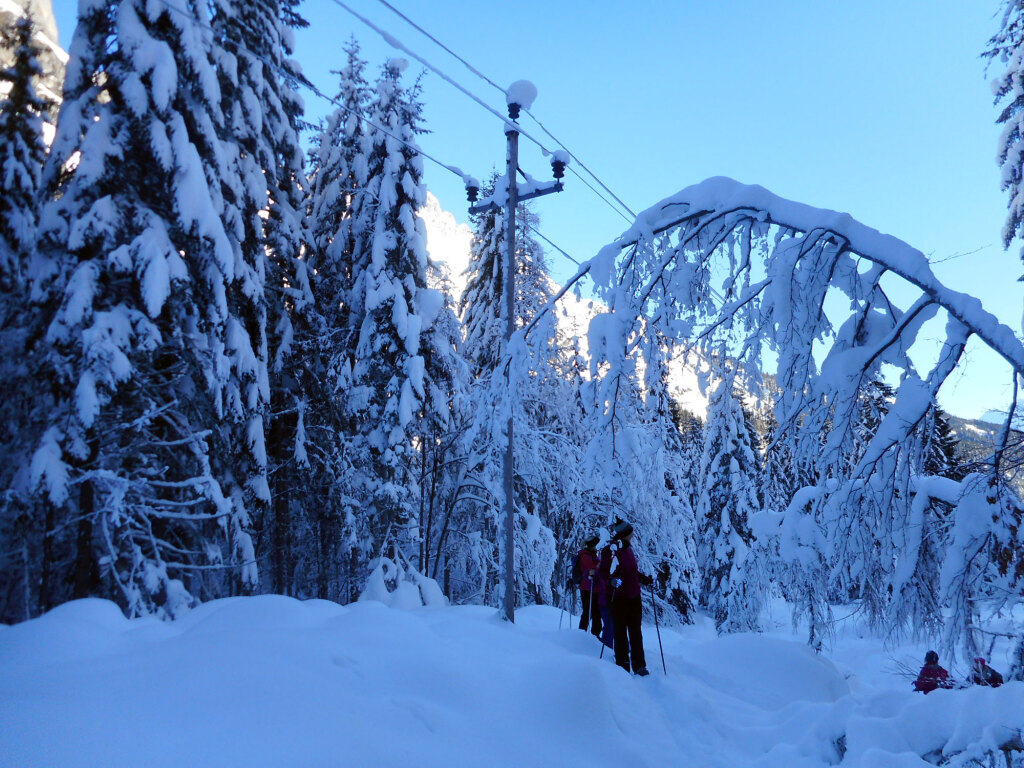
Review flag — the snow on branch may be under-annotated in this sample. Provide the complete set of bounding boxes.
[594,176,1024,375]
[581,177,1024,475]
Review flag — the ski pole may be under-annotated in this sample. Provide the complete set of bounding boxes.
[649,582,666,675]
[587,574,596,636]
[600,584,617,659]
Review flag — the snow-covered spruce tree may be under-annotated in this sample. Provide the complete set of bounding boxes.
[696,369,763,631]
[344,60,434,572]
[988,0,1024,275]
[210,0,315,597]
[0,11,54,622]
[308,37,369,290]
[294,40,373,600]
[29,0,261,616]
[0,12,50,303]
[460,174,558,366]
[636,335,699,620]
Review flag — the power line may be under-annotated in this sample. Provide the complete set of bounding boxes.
[105,0,589,279]
[524,223,581,267]
[369,0,506,95]
[521,113,636,219]
[327,0,555,155]
[365,0,637,223]
[298,76,465,182]
[136,0,466,184]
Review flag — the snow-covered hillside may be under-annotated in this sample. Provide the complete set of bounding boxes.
[1,596,1021,768]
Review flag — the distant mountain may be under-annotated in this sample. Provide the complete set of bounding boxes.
[947,413,1024,491]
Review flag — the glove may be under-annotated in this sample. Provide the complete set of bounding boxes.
[611,578,623,589]
[639,573,653,587]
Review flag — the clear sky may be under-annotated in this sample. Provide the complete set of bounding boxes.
[50,0,1021,420]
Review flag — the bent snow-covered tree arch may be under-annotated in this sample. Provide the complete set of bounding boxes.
[545,176,1024,655]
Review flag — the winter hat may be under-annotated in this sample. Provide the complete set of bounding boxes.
[611,519,634,541]
[583,533,600,548]
[925,650,939,665]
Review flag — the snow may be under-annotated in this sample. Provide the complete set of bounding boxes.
[506,79,538,110]
[2,597,1021,768]
[551,149,571,167]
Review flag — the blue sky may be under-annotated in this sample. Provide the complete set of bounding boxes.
[51,1,1020,420]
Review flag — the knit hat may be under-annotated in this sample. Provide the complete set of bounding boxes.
[611,519,634,541]
[583,533,600,548]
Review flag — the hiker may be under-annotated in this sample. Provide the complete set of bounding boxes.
[578,534,603,638]
[913,650,953,694]
[970,657,1004,688]
[610,519,653,676]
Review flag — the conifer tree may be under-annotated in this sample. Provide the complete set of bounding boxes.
[696,372,763,630]
[460,174,553,375]
[0,13,49,302]
[345,59,433,562]
[210,0,314,595]
[637,337,699,619]
[988,0,1024,271]
[31,0,260,616]
[297,41,373,600]
[0,11,53,622]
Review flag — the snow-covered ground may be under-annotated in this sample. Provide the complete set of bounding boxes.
[1,595,1021,768]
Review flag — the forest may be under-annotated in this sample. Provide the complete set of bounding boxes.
[0,0,1022,679]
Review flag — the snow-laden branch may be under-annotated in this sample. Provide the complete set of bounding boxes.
[592,176,1024,376]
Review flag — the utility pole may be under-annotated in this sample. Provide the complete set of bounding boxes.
[466,82,567,623]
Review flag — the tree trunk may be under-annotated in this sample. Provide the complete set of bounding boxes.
[71,477,95,599]
[37,499,55,614]
[317,511,331,600]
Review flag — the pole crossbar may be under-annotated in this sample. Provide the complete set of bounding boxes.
[468,181,564,214]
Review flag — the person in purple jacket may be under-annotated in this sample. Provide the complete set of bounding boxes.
[609,519,653,676]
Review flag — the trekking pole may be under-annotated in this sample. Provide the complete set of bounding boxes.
[558,588,566,630]
[649,582,666,675]
[587,575,596,635]
[600,584,617,659]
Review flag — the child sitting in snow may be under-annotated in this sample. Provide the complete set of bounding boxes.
[913,650,953,694]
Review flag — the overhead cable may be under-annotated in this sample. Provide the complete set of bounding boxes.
[367,0,637,222]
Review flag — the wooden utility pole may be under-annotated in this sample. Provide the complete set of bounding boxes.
[466,87,567,623]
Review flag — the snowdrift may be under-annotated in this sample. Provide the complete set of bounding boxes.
[1,596,1021,767]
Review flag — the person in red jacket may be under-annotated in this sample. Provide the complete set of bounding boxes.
[914,650,953,693]
[610,519,652,676]
[577,534,603,638]
[970,657,1004,688]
